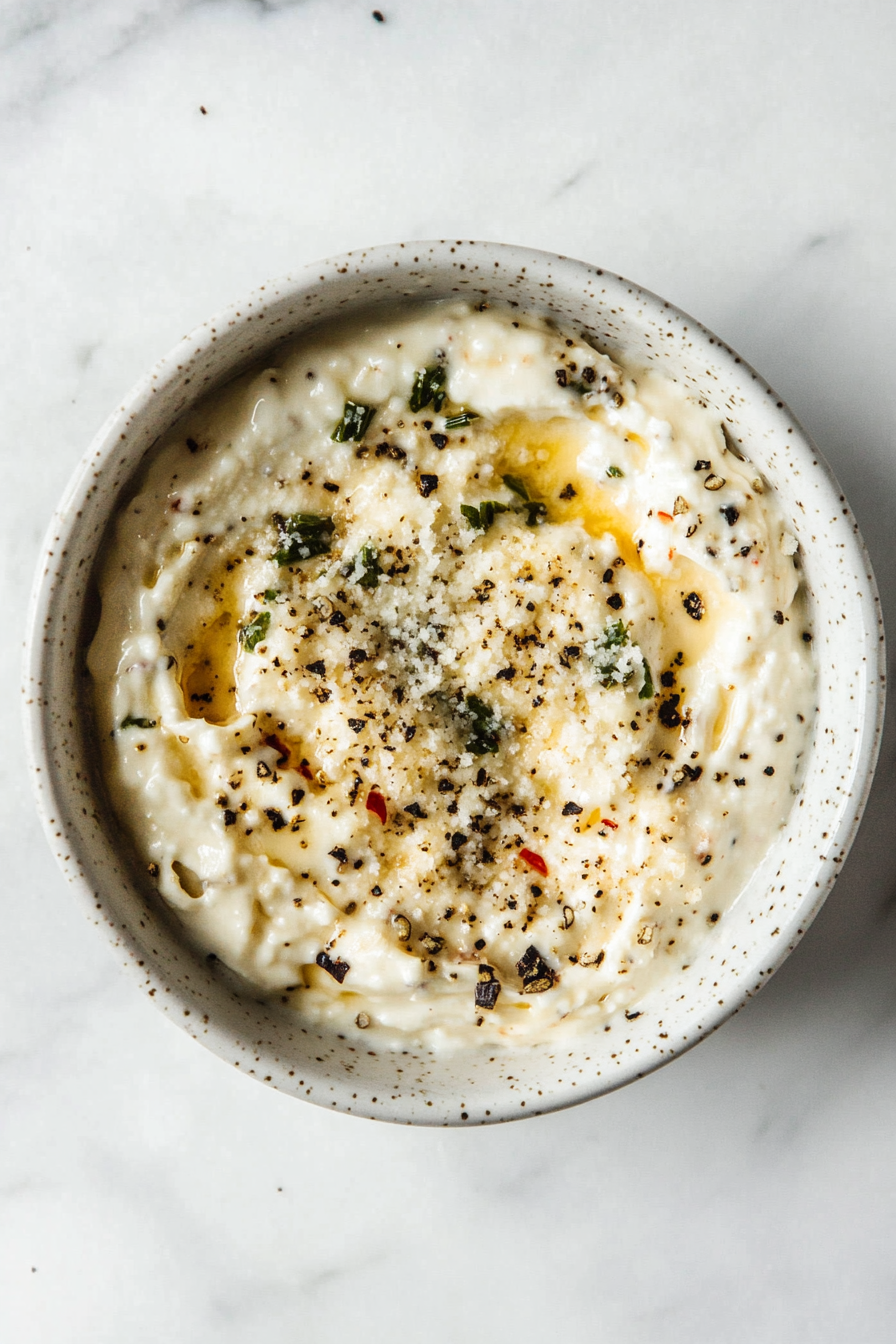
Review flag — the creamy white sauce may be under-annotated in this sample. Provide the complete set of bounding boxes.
[88,303,814,1049]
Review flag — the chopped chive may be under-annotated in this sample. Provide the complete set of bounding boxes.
[119,715,157,730]
[501,474,529,500]
[409,363,447,413]
[331,400,376,442]
[444,410,479,430]
[606,465,624,478]
[263,589,279,603]
[272,512,335,565]
[355,542,382,589]
[239,610,271,651]
[639,658,655,700]
[520,499,547,526]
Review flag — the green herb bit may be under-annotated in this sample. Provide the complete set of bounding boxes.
[587,618,639,689]
[239,610,271,651]
[331,400,376,442]
[263,589,279,603]
[502,474,530,500]
[463,695,502,755]
[272,512,335,565]
[409,363,447,413]
[355,542,382,589]
[461,500,510,531]
[602,618,628,648]
[606,465,625,478]
[120,715,156,730]
[520,499,547,526]
[501,474,547,524]
[639,658,655,700]
[444,411,479,430]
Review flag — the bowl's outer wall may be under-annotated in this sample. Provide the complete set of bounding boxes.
[24,242,886,1125]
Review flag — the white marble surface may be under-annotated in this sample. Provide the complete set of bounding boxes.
[2,1,895,1338]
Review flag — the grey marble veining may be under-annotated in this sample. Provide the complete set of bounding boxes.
[2,1,895,1340]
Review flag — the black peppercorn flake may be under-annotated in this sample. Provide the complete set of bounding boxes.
[451,832,468,851]
[694,459,711,471]
[329,846,348,863]
[404,802,427,818]
[658,695,682,729]
[348,718,365,733]
[559,483,577,500]
[764,766,775,776]
[316,951,350,982]
[475,967,501,1010]
[419,473,439,498]
[720,504,739,525]
[223,809,237,827]
[682,591,704,620]
[517,945,554,993]
[306,660,326,676]
[420,933,444,954]
[265,808,287,831]
[562,801,583,816]
[606,592,624,610]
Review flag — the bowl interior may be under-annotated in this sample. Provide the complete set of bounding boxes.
[24,242,884,1124]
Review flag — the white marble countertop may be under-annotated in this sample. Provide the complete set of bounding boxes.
[2,2,895,1339]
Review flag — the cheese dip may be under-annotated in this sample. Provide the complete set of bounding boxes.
[88,303,814,1047]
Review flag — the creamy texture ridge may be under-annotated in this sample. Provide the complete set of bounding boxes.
[88,303,815,1047]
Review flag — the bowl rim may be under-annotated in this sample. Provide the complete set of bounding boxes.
[22,239,887,1124]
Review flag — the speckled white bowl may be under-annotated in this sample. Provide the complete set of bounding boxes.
[23,242,885,1125]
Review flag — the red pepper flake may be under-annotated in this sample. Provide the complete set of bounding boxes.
[366,790,387,823]
[601,818,618,829]
[519,847,548,876]
[263,733,290,764]
[657,511,673,522]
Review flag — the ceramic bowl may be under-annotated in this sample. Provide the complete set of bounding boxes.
[23,241,885,1125]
